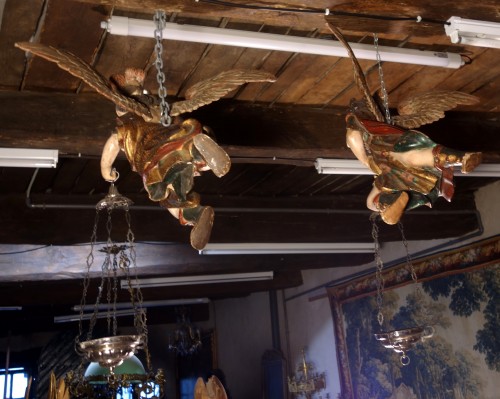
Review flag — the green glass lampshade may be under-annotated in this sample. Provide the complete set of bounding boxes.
[85,354,146,384]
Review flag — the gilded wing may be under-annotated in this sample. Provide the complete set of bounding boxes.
[15,42,154,121]
[392,91,479,129]
[194,377,209,399]
[194,376,227,399]
[206,376,228,399]
[326,23,385,123]
[47,372,56,399]
[56,377,69,399]
[170,69,276,116]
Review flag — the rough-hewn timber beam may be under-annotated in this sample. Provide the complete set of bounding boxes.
[1,92,499,162]
[71,0,500,38]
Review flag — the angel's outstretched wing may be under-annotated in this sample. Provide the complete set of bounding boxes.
[392,91,479,129]
[206,375,228,399]
[194,376,227,399]
[170,69,276,116]
[326,23,385,123]
[194,377,208,399]
[15,42,154,121]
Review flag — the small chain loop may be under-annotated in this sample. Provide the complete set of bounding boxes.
[374,34,392,124]
[153,10,172,127]
[400,353,411,366]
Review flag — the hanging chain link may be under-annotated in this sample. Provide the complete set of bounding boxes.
[124,207,153,372]
[374,34,392,124]
[77,210,99,344]
[153,10,172,127]
[398,221,423,302]
[371,213,385,327]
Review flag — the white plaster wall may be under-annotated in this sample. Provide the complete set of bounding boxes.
[284,293,337,399]
[214,292,273,399]
[472,179,500,238]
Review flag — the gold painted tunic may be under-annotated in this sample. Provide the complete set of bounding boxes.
[115,114,206,203]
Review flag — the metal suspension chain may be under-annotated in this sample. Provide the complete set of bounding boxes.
[374,33,392,124]
[124,207,153,372]
[153,10,172,127]
[77,209,100,344]
[371,213,385,327]
[397,221,423,303]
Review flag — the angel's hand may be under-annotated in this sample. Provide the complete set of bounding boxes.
[100,133,120,181]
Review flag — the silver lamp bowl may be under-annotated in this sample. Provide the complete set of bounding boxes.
[78,335,144,369]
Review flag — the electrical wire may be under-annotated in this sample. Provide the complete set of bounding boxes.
[0,245,51,255]
[195,0,450,25]
[197,0,323,13]
[0,241,187,256]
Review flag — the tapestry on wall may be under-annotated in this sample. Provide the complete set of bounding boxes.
[328,235,500,399]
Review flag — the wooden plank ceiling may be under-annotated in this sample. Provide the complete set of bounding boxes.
[0,0,499,326]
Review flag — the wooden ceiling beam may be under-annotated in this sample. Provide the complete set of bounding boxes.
[72,0,329,31]
[70,0,500,37]
[1,92,499,162]
[0,190,482,245]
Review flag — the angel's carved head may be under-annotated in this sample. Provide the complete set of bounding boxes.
[111,68,159,118]
[349,99,375,120]
[112,68,146,96]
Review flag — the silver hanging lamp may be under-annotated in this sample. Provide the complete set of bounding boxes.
[65,170,164,396]
[371,215,434,366]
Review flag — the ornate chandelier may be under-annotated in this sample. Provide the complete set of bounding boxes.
[287,349,326,399]
[65,180,165,398]
[168,307,202,356]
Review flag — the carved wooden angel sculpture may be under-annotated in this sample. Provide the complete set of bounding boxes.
[16,42,275,249]
[326,24,482,225]
[194,376,228,399]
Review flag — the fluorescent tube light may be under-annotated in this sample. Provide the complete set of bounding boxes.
[0,148,58,168]
[315,158,370,175]
[72,298,210,312]
[101,16,463,68]
[0,306,22,311]
[54,308,142,324]
[122,272,274,288]
[199,242,374,255]
[445,17,500,49]
[315,158,500,177]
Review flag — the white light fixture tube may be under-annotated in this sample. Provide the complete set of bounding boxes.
[315,158,500,177]
[54,308,142,323]
[122,271,274,288]
[72,298,210,312]
[101,16,463,68]
[0,306,22,311]
[0,148,58,168]
[445,17,500,49]
[315,158,370,175]
[199,242,374,255]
